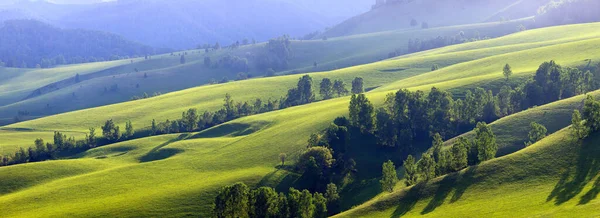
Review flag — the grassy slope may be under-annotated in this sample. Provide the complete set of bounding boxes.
[0,20,522,123]
[336,127,600,218]
[1,23,600,217]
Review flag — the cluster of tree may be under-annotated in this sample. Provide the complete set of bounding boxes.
[282,75,364,109]
[214,182,340,218]
[571,95,600,140]
[400,123,498,188]
[256,35,293,71]
[408,32,481,53]
[1,130,96,166]
[131,92,162,101]
[216,55,250,72]
[0,20,164,68]
[535,0,600,28]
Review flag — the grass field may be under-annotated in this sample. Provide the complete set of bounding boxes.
[0,19,524,124]
[335,127,600,218]
[0,23,600,217]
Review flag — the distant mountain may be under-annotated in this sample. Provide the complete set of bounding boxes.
[0,19,165,68]
[0,0,372,49]
[319,0,549,38]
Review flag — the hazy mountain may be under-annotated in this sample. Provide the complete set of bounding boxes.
[0,0,372,49]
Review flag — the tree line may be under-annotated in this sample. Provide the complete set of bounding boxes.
[213,182,340,218]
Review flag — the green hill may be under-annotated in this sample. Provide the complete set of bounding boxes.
[0,22,599,217]
[335,126,600,217]
[0,20,522,125]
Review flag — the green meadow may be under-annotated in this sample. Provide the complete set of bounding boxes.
[0,22,599,217]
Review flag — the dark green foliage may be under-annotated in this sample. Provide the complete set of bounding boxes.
[214,182,250,218]
[451,137,469,171]
[313,193,327,218]
[526,122,547,146]
[584,95,600,133]
[418,153,436,181]
[87,127,97,148]
[257,35,292,71]
[380,160,398,192]
[319,78,334,100]
[403,155,418,186]
[503,63,513,81]
[182,108,199,132]
[572,109,588,139]
[351,77,364,94]
[102,119,121,142]
[332,80,349,97]
[298,147,334,173]
[249,187,279,218]
[124,120,134,139]
[282,75,315,108]
[349,94,375,133]
[475,122,498,163]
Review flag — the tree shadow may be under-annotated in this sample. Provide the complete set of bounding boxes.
[547,139,600,205]
[450,166,478,203]
[391,183,425,218]
[138,134,188,162]
[579,176,600,205]
[421,175,457,214]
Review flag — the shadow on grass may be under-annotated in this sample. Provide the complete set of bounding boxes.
[547,137,600,205]
[421,175,457,214]
[190,121,270,139]
[391,183,425,218]
[138,134,188,163]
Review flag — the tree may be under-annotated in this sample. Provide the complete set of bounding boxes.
[124,120,134,139]
[431,64,439,71]
[223,93,238,120]
[475,122,497,163]
[380,160,398,192]
[249,187,279,218]
[313,192,328,218]
[418,153,436,181]
[151,119,157,135]
[180,55,186,64]
[403,155,418,186]
[332,80,348,97]
[349,94,375,133]
[451,137,469,171]
[320,78,334,100]
[526,122,547,146]
[325,183,340,206]
[571,109,588,139]
[351,77,364,94]
[279,153,286,166]
[583,95,600,133]
[421,22,429,29]
[182,108,199,131]
[410,18,418,27]
[431,133,446,176]
[102,119,121,142]
[214,182,250,218]
[87,127,97,148]
[503,64,513,81]
[298,147,334,173]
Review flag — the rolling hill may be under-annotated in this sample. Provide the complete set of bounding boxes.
[0,19,525,125]
[0,22,599,217]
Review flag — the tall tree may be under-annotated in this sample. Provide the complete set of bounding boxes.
[349,94,375,133]
[418,153,436,181]
[102,119,121,142]
[583,95,600,132]
[380,160,398,192]
[571,109,588,139]
[182,108,199,131]
[124,120,134,139]
[249,187,279,218]
[313,193,328,218]
[475,122,498,163]
[351,77,364,94]
[403,155,418,186]
[503,64,513,81]
[214,182,250,218]
[333,80,349,97]
[320,78,334,100]
[180,55,186,64]
[451,137,469,171]
[526,122,547,146]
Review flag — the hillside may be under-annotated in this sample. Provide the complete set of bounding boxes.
[0,19,523,125]
[336,127,600,217]
[0,19,164,68]
[320,0,548,38]
[0,23,599,217]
